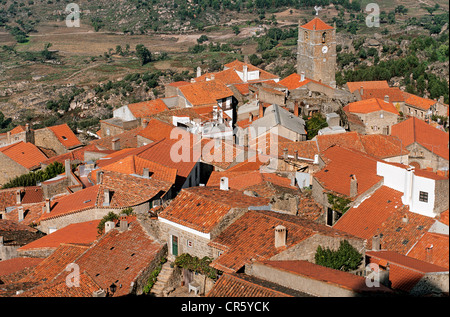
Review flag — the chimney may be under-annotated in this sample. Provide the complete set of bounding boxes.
[243,64,248,83]
[211,74,215,80]
[220,177,229,191]
[119,215,128,232]
[360,86,363,96]
[372,234,381,251]
[18,206,24,222]
[300,71,305,82]
[243,132,249,148]
[96,170,103,185]
[104,221,115,234]
[294,101,299,117]
[65,159,71,179]
[294,150,298,160]
[350,174,358,198]
[142,119,148,128]
[283,148,288,159]
[45,198,51,213]
[259,103,264,118]
[384,95,389,103]
[191,78,196,83]
[111,138,120,151]
[248,112,253,122]
[7,131,11,144]
[92,289,107,297]
[16,189,22,205]
[25,123,30,132]
[439,96,444,104]
[0,236,3,246]
[143,167,150,178]
[103,188,110,207]
[197,66,202,78]
[274,225,287,248]
[402,214,409,224]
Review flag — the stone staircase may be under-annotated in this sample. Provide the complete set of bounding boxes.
[150,261,175,297]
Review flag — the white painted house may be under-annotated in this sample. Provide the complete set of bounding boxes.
[377,161,449,218]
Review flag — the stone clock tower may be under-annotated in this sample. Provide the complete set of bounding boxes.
[297,17,336,88]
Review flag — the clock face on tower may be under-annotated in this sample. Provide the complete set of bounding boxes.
[322,45,328,54]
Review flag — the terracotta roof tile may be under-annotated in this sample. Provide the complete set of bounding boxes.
[300,17,334,31]
[359,134,409,159]
[366,250,448,292]
[278,73,332,90]
[91,126,144,150]
[0,141,48,170]
[206,273,297,297]
[0,257,44,278]
[261,260,393,294]
[360,87,407,102]
[334,186,405,241]
[344,98,399,115]
[314,146,383,197]
[347,81,390,93]
[159,187,269,234]
[178,80,234,106]
[406,232,449,269]
[209,210,358,273]
[18,220,100,252]
[404,94,437,111]
[391,117,449,160]
[47,124,82,149]
[127,99,169,118]
[223,60,279,82]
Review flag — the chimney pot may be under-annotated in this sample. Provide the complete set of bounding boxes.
[283,148,288,159]
[197,66,202,78]
[384,95,389,103]
[119,215,128,232]
[372,234,381,251]
[103,189,110,206]
[294,101,299,117]
[360,86,363,96]
[104,221,115,234]
[300,72,305,82]
[16,190,22,205]
[65,159,71,179]
[45,199,51,214]
[274,225,287,248]
[18,206,24,222]
[111,138,120,151]
[243,65,248,83]
[143,167,150,178]
[220,177,229,191]
[350,175,358,198]
[96,170,103,185]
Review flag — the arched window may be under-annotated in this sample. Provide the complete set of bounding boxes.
[304,31,309,41]
[322,32,326,43]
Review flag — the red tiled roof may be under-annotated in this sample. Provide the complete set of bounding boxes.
[178,80,234,106]
[278,140,319,160]
[196,68,243,85]
[314,146,383,197]
[9,125,27,135]
[209,210,358,273]
[404,94,437,111]
[127,99,169,118]
[347,81,390,93]
[334,186,405,241]
[406,232,449,269]
[261,260,393,294]
[344,98,399,115]
[0,257,44,278]
[316,131,366,153]
[224,60,279,82]
[438,209,449,226]
[366,250,448,292]
[360,87,407,102]
[18,220,100,251]
[206,273,294,297]
[391,117,449,160]
[278,73,332,90]
[359,134,409,159]
[159,187,269,234]
[206,170,294,191]
[93,155,177,185]
[47,124,82,149]
[91,126,144,150]
[300,17,334,31]
[0,141,48,170]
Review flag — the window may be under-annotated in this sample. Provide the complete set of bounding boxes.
[304,31,309,40]
[419,191,428,203]
[322,32,326,43]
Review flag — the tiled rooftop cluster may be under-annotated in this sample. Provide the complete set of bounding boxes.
[0,17,448,298]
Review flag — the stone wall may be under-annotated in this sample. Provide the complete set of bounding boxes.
[34,128,67,155]
[434,178,449,215]
[0,152,29,187]
[407,143,449,171]
[355,110,398,135]
[410,272,449,296]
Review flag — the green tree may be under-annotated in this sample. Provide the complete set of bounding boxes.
[315,240,363,272]
[304,113,328,140]
[135,44,152,65]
